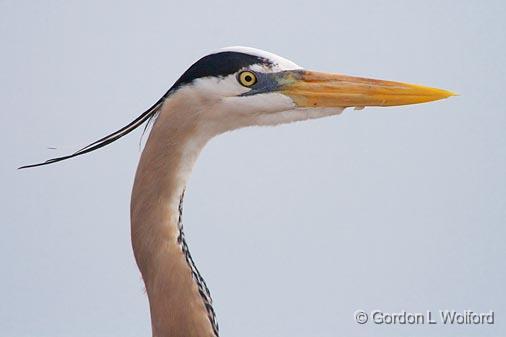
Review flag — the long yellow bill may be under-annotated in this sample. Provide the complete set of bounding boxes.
[279,70,455,108]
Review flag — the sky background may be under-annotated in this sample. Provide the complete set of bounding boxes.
[1,1,505,336]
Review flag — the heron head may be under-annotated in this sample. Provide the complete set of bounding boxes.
[20,46,455,169]
[167,46,454,133]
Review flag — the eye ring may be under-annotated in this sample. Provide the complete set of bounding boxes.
[238,70,257,87]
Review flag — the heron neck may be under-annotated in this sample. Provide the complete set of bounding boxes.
[130,98,217,337]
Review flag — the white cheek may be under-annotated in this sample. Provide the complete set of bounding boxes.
[192,74,248,98]
[204,93,294,130]
[222,93,295,115]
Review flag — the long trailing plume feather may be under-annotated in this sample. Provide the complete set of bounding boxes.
[19,93,168,169]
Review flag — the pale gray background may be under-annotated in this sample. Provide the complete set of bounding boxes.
[1,1,505,336]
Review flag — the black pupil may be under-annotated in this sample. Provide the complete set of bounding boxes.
[244,75,252,82]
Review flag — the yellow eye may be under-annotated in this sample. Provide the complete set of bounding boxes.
[238,71,257,87]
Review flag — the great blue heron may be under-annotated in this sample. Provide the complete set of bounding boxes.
[21,47,454,337]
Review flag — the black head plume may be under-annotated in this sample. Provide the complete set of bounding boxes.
[18,94,167,169]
